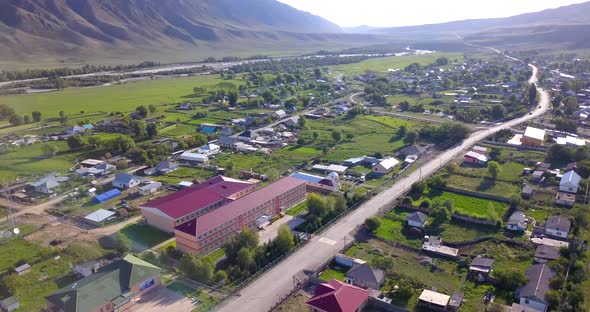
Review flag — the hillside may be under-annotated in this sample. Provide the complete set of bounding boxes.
[0,0,368,67]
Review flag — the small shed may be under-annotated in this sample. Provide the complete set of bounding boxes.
[521,186,534,199]
[531,171,544,183]
[139,182,162,196]
[84,209,116,226]
[0,296,19,312]
[14,264,31,276]
[93,189,121,203]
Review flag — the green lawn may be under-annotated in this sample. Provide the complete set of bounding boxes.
[445,174,519,198]
[0,141,79,181]
[153,167,214,185]
[0,239,50,274]
[1,75,243,116]
[319,265,348,282]
[286,200,308,216]
[120,223,173,248]
[422,191,508,221]
[469,240,534,273]
[202,248,226,264]
[332,53,464,75]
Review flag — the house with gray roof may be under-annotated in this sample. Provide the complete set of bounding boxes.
[559,170,581,194]
[29,174,69,195]
[516,264,555,312]
[534,245,561,264]
[469,256,494,281]
[545,215,571,239]
[344,263,385,290]
[406,211,428,228]
[0,296,19,312]
[144,161,178,176]
[45,255,161,312]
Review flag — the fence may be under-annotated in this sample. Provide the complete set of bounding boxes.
[399,202,498,227]
[441,186,511,203]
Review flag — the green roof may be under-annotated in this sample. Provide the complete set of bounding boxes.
[45,255,160,312]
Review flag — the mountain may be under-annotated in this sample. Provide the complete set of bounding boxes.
[0,0,361,66]
[373,1,590,50]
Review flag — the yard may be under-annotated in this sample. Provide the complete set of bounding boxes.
[318,264,348,282]
[286,200,308,217]
[420,191,508,221]
[120,223,173,249]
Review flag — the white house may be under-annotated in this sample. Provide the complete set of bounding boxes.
[197,144,221,156]
[559,170,581,194]
[73,260,103,277]
[112,173,141,189]
[463,151,488,165]
[372,158,400,175]
[406,212,428,228]
[544,215,571,238]
[274,110,287,119]
[179,152,209,163]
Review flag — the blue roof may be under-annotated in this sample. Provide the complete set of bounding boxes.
[561,170,581,187]
[291,172,323,183]
[83,124,94,129]
[201,126,216,134]
[94,189,121,203]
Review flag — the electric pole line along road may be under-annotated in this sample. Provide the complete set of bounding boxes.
[216,47,550,312]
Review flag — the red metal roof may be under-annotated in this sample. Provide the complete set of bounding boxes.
[176,177,306,236]
[306,280,369,312]
[141,176,255,219]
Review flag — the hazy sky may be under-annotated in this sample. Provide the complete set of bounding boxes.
[277,0,589,27]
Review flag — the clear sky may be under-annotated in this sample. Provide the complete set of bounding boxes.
[277,0,589,27]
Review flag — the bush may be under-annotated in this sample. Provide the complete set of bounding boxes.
[116,208,129,218]
[364,217,381,233]
[419,199,431,209]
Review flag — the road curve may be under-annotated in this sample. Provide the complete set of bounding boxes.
[216,52,549,312]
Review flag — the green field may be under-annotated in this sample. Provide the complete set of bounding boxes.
[318,265,347,282]
[445,174,519,197]
[1,75,242,116]
[332,52,464,75]
[286,200,308,217]
[422,191,507,221]
[0,141,78,181]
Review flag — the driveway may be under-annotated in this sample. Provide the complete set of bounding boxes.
[258,215,306,245]
[130,286,195,312]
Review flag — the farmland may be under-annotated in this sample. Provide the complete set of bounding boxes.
[419,191,507,221]
[331,52,464,75]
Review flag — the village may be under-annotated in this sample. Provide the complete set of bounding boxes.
[0,48,588,312]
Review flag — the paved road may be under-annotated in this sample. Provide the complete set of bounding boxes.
[216,55,549,312]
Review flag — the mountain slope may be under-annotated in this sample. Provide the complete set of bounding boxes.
[0,0,351,66]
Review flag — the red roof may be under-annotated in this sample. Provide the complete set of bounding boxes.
[141,176,255,219]
[306,280,369,312]
[176,177,306,236]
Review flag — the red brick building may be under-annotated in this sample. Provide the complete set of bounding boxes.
[174,177,307,255]
[139,176,258,233]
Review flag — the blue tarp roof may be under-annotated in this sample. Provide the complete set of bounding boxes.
[201,126,216,134]
[291,172,323,183]
[94,188,121,203]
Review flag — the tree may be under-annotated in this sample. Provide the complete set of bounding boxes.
[228,90,239,106]
[372,256,394,274]
[131,120,147,137]
[193,259,214,283]
[312,131,319,140]
[314,68,322,80]
[146,123,158,138]
[510,195,521,210]
[298,116,306,128]
[180,253,198,277]
[495,269,528,292]
[435,57,449,66]
[136,105,149,118]
[32,111,42,122]
[398,101,410,111]
[23,115,30,124]
[8,114,22,126]
[213,270,228,284]
[148,104,157,114]
[442,78,454,89]
[364,217,381,233]
[275,225,295,254]
[115,233,131,254]
[528,83,538,106]
[487,161,501,179]
[491,104,505,120]
[554,118,577,133]
[552,94,564,107]
[59,111,68,124]
[115,135,135,152]
[331,130,342,143]
[404,130,418,145]
[427,175,447,189]
[237,248,253,271]
[67,134,85,149]
[308,193,329,218]
[334,196,347,212]
[88,136,102,149]
[42,144,58,157]
[397,125,407,137]
[431,204,451,225]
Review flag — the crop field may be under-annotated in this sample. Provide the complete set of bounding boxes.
[331,52,464,75]
[0,75,243,116]
[420,191,507,221]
